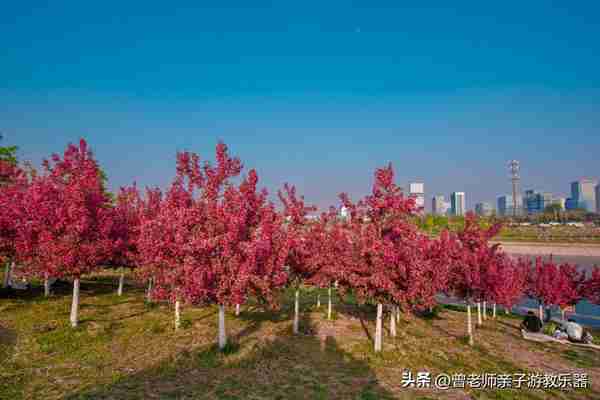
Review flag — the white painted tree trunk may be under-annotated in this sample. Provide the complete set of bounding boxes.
[396,306,400,323]
[70,278,80,328]
[44,274,50,297]
[561,308,565,320]
[293,289,300,334]
[146,278,153,302]
[218,304,227,350]
[390,306,397,337]
[317,293,321,308]
[477,302,482,326]
[539,304,544,321]
[235,303,240,316]
[483,301,487,320]
[374,303,383,352]
[117,272,125,296]
[493,303,497,319]
[327,287,332,321]
[175,299,181,330]
[467,304,474,346]
[2,261,11,288]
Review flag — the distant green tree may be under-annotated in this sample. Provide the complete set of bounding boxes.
[0,134,18,165]
[0,135,18,185]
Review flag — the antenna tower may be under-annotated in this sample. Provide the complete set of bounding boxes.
[508,160,520,218]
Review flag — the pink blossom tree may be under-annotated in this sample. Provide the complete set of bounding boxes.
[277,183,321,333]
[449,212,503,345]
[582,267,600,305]
[335,163,439,352]
[17,139,113,326]
[138,143,290,349]
[485,255,527,318]
[0,160,27,288]
[104,184,143,296]
[524,257,584,321]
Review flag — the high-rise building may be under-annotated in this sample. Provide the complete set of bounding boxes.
[432,195,446,215]
[340,206,349,220]
[565,198,578,210]
[475,202,493,216]
[450,192,466,216]
[498,194,523,217]
[409,182,425,212]
[524,190,553,214]
[571,179,598,212]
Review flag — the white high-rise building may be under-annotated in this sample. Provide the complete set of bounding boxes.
[409,182,425,212]
[432,195,446,215]
[340,206,349,220]
[450,192,466,216]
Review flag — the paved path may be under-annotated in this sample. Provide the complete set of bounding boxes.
[494,241,600,258]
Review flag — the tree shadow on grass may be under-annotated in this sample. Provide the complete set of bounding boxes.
[0,277,134,304]
[64,312,395,400]
[0,325,22,399]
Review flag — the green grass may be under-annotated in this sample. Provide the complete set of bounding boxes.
[1,272,599,399]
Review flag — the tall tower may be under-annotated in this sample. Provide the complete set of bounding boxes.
[508,160,520,217]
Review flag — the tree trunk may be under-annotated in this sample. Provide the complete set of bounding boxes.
[539,303,544,321]
[561,308,565,321]
[44,274,50,297]
[175,299,181,330]
[396,306,400,323]
[317,293,321,308]
[493,303,497,319]
[293,289,300,334]
[70,278,80,328]
[390,306,397,338]
[477,302,482,326]
[235,303,240,316]
[467,304,474,346]
[327,286,332,321]
[375,303,383,352]
[117,272,125,296]
[218,304,227,350]
[146,278,153,302]
[2,261,11,289]
[483,301,487,320]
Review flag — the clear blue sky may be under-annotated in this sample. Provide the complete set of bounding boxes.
[2,1,599,210]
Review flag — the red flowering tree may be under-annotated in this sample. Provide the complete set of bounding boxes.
[17,139,113,327]
[449,212,502,345]
[336,163,439,352]
[554,262,586,319]
[133,187,162,301]
[138,143,290,349]
[278,183,321,333]
[582,267,600,305]
[524,257,584,321]
[0,160,27,288]
[105,184,143,296]
[485,255,527,318]
[303,208,353,323]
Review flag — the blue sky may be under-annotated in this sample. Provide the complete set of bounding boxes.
[2,2,599,210]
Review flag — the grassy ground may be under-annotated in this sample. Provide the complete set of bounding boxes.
[496,226,600,244]
[2,272,600,400]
